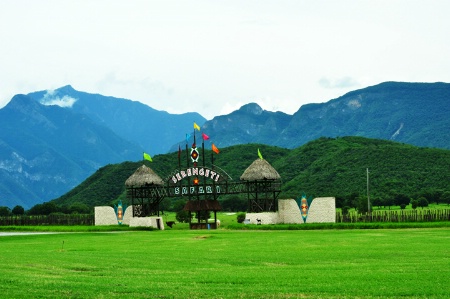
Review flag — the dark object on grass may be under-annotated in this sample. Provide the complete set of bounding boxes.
[166,221,176,228]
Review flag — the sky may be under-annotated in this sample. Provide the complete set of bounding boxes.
[1,0,449,120]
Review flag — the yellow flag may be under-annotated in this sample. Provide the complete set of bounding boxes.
[194,122,200,131]
[143,152,152,162]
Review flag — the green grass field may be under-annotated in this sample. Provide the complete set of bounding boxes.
[1,228,449,298]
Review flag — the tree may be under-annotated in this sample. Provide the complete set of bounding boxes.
[418,197,429,209]
[394,194,410,207]
[355,196,370,213]
[411,199,419,210]
[0,206,11,216]
[12,205,25,215]
[27,202,59,215]
[172,199,187,212]
[175,210,190,223]
[68,203,90,214]
[371,197,383,209]
[442,191,450,206]
[195,210,211,221]
[159,198,172,212]
[383,197,395,210]
[221,196,247,212]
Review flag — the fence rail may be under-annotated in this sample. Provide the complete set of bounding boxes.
[1,210,449,226]
[0,214,94,226]
[336,209,450,223]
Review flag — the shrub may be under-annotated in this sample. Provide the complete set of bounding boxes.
[418,197,429,209]
[237,212,246,223]
[176,210,190,223]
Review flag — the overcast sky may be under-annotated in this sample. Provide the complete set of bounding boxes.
[1,0,449,119]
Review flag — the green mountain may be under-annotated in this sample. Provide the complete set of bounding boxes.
[52,137,450,209]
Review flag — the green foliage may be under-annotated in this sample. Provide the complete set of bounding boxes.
[175,210,190,223]
[220,195,247,212]
[0,206,11,216]
[442,191,450,205]
[355,196,370,213]
[236,212,246,223]
[418,197,429,209]
[27,201,59,215]
[194,210,211,221]
[394,194,410,206]
[44,137,450,213]
[67,203,91,214]
[11,205,25,215]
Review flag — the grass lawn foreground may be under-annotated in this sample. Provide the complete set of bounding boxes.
[0,228,449,298]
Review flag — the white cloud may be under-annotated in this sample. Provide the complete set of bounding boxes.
[40,90,77,108]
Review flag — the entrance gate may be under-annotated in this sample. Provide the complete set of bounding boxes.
[125,136,281,229]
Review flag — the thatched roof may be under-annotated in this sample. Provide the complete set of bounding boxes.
[183,200,222,211]
[240,158,281,181]
[125,164,164,187]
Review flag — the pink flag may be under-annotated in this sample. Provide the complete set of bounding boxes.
[202,132,210,140]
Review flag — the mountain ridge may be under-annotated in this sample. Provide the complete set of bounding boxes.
[1,81,449,209]
[189,81,450,151]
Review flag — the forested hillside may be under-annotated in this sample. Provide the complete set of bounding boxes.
[50,137,450,211]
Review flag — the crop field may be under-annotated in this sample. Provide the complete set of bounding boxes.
[1,227,449,299]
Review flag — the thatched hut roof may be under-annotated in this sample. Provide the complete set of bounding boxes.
[183,200,222,211]
[240,158,281,181]
[125,164,164,187]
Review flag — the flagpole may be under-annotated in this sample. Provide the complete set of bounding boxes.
[202,139,206,167]
[178,145,181,169]
[367,168,370,213]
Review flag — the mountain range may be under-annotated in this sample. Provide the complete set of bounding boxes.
[195,82,450,151]
[0,86,205,208]
[1,82,449,209]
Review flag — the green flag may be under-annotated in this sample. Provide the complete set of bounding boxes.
[257,148,263,160]
[143,152,152,162]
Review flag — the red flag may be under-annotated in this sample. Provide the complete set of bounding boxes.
[202,132,210,140]
[212,143,220,154]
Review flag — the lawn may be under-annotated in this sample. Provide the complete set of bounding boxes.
[1,228,449,298]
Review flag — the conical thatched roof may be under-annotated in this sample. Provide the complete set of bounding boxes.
[125,164,164,187]
[240,158,281,181]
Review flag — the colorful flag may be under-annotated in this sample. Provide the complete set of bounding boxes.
[212,143,220,154]
[258,148,263,160]
[185,133,191,143]
[143,152,152,162]
[194,122,200,131]
[202,132,210,140]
